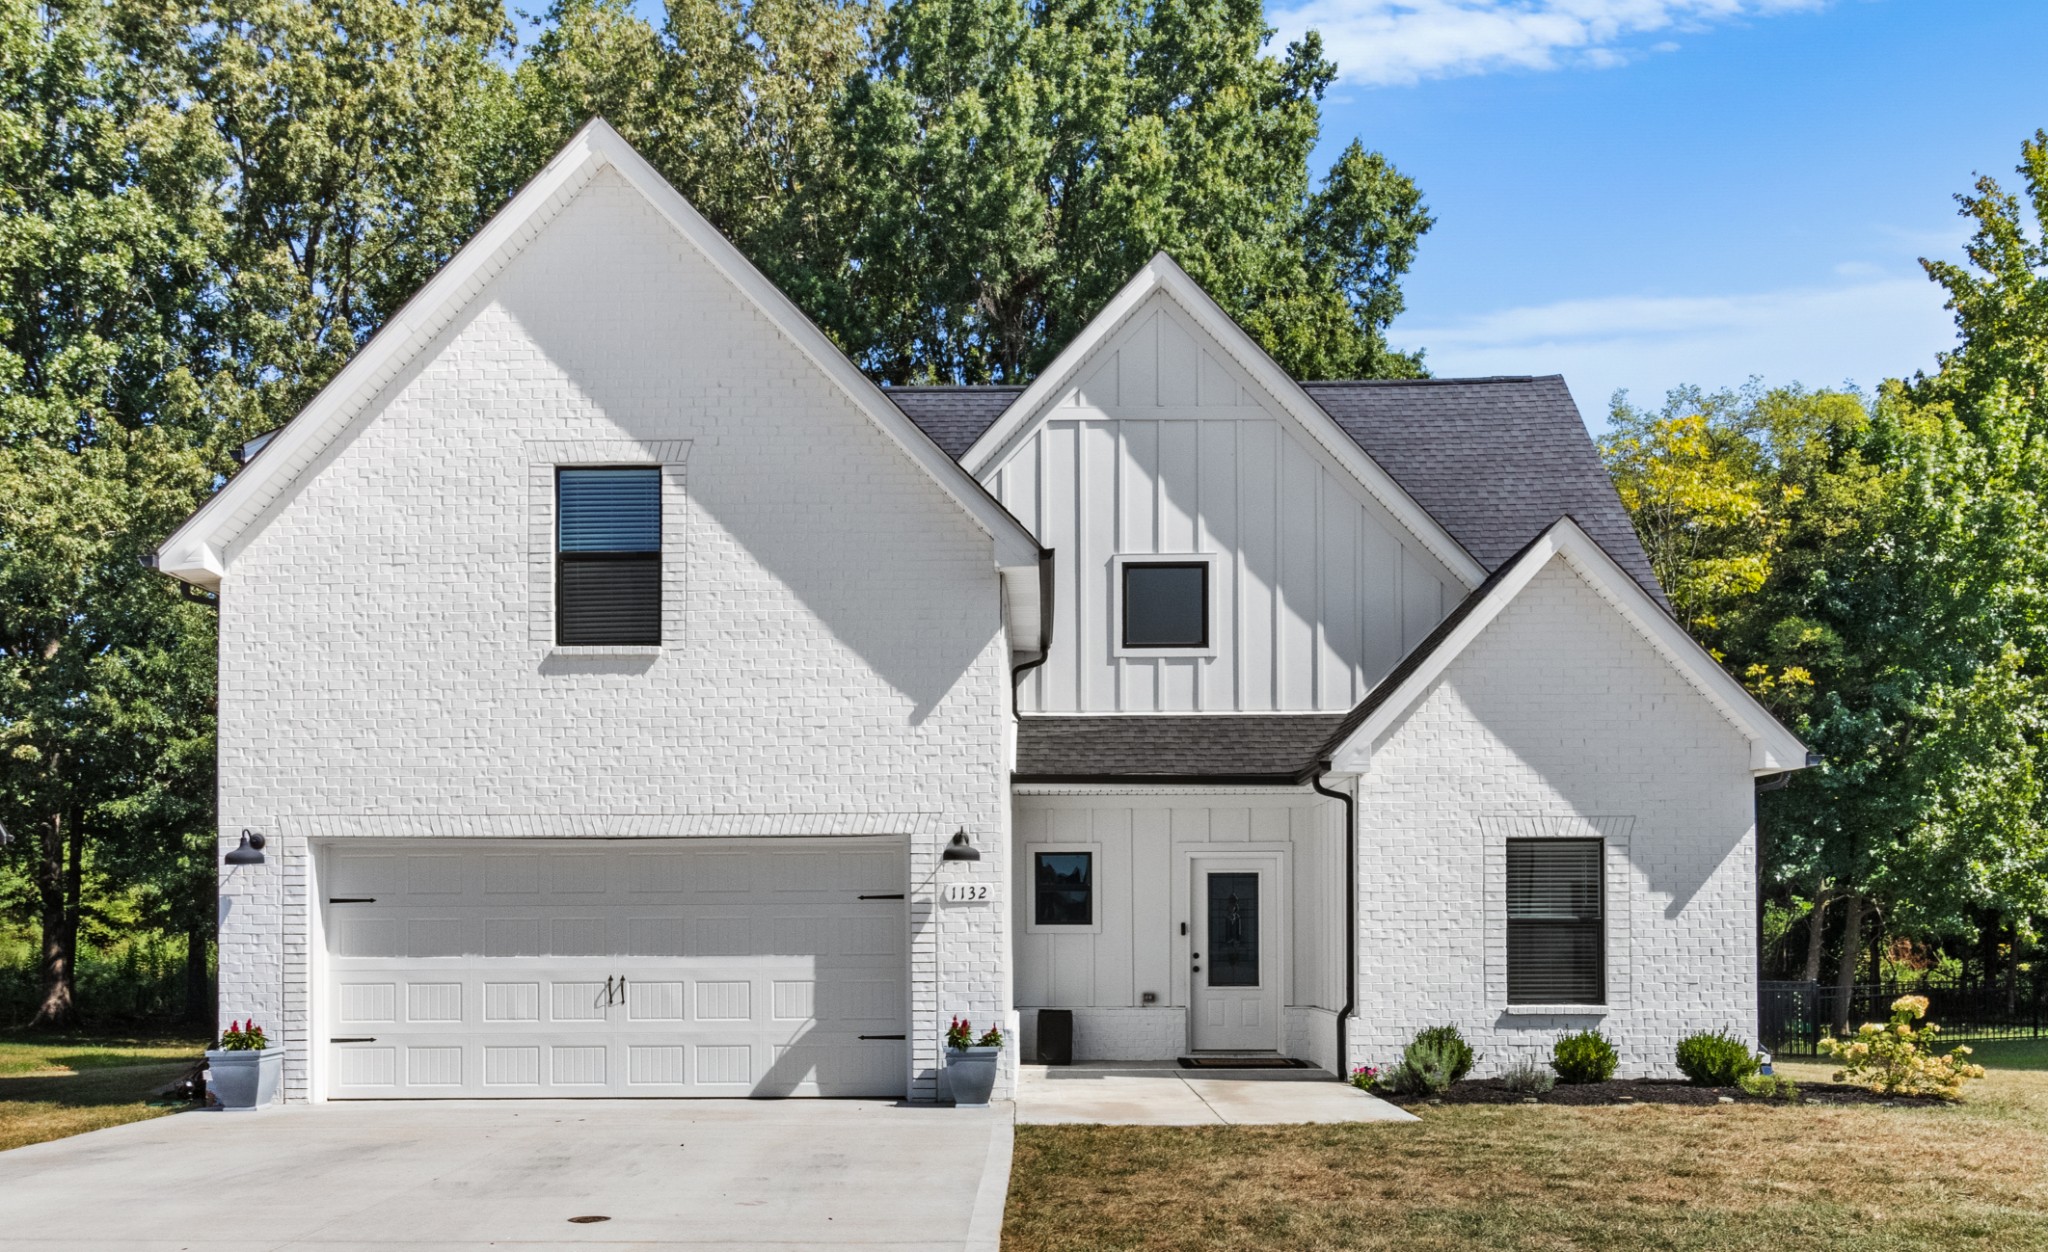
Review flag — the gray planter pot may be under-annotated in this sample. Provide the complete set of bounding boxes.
[946,1045,1000,1107]
[206,1048,283,1110]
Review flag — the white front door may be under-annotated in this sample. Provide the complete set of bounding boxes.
[319,837,908,1098]
[1189,858,1280,1052]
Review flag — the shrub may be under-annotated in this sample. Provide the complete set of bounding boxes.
[1820,995,1986,1100]
[1738,1072,1799,1101]
[1411,1025,1477,1083]
[1675,1030,1761,1087]
[1551,1029,1619,1083]
[1349,1065,1380,1092]
[1500,1057,1556,1095]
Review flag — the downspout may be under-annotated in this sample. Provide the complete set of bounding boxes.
[1311,761,1356,1078]
[1009,550,1055,718]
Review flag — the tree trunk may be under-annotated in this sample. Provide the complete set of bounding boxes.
[183,920,213,1029]
[1801,881,1833,983]
[2007,922,2021,1016]
[1868,902,1886,990]
[29,806,80,1030]
[1833,888,1862,1036]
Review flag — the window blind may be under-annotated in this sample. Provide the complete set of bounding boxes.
[1506,838,1603,1004]
[557,468,661,646]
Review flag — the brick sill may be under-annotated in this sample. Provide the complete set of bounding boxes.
[547,646,663,657]
[1501,1004,1610,1016]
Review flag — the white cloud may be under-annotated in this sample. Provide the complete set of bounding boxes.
[1271,0,1827,86]
[1395,275,1959,422]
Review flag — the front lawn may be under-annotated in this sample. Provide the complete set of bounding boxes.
[0,1031,207,1152]
[1004,1039,2048,1251]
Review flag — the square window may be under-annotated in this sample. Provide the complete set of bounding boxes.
[1506,839,1603,1004]
[1122,562,1208,648]
[557,467,661,646]
[1033,852,1093,927]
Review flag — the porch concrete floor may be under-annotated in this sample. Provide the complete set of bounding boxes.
[1013,1061,1417,1125]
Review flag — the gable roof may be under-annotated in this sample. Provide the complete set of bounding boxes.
[154,119,1044,588]
[953,255,1489,588]
[1323,517,1807,776]
[889,375,1663,602]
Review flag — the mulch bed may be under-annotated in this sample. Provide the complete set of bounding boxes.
[1385,1077,1950,1108]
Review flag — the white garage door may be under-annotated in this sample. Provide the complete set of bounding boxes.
[320,838,907,1098]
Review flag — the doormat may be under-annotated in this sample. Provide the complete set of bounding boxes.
[1176,1056,1314,1069]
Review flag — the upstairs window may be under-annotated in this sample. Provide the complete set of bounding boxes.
[1121,562,1208,649]
[1506,839,1604,1004]
[556,467,661,646]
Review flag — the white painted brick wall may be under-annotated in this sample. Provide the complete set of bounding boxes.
[1349,557,1759,1079]
[215,167,1013,1102]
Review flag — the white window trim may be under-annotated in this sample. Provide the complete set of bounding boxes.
[1026,842,1104,934]
[1110,552,1222,659]
[1481,814,1633,1011]
[527,439,691,654]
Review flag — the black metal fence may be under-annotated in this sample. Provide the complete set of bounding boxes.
[1760,974,2048,1056]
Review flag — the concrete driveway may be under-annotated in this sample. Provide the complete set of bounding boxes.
[0,1100,1012,1251]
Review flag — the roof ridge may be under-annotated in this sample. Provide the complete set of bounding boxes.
[1300,375,1559,387]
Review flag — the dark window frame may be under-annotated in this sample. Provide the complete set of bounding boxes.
[1505,838,1605,1005]
[555,466,663,647]
[1120,560,1210,650]
[1032,850,1095,927]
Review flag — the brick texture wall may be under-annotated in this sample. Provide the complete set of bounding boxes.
[1350,557,1759,1079]
[215,167,1013,1102]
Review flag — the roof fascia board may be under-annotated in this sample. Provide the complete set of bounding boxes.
[156,118,1042,586]
[961,253,1486,588]
[1327,518,1808,775]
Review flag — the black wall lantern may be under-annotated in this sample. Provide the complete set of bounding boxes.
[941,829,980,862]
[225,829,267,866]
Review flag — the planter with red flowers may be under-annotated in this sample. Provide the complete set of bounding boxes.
[207,1020,283,1110]
[944,1017,1003,1107]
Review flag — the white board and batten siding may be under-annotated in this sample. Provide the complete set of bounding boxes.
[319,838,908,1099]
[983,294,1461,714]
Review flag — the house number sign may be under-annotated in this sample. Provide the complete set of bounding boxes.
[941,882,996,905]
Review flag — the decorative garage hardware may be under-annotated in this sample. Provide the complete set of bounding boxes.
[224,829,266,866]
[331,1037,377,1044]
[603,975,628,1006]
[941,882,995,904]
[567,1216,611,1224]
[858,893,906,900]
[941,829,980,861]
[859,1034,907,1041]
[327,897,376,904]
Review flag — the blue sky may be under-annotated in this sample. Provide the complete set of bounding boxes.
[1270,0,2048,420]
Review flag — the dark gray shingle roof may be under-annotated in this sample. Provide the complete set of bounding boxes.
[1015,715,1350,782]
[885,375,1662,604]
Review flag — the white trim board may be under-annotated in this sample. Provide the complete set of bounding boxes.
[1326,517,1809,777]
[959,254,1486,589]
[154,119,1044,589]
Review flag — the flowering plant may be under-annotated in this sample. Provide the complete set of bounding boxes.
[945,1017,1003,1052]
[1349,1065,1380,1092]
[217,1020,268,1052]
[1819,995,1985,1100]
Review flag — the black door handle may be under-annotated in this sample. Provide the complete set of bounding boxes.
[619,975,627,1007]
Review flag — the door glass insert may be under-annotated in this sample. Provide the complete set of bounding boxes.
[1205,872,1259,987]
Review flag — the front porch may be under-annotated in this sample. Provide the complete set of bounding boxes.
[1012,1061,1414,1125]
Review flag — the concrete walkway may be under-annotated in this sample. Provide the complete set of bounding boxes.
[0,1099,1013,1251]
[1014,1061,1417,1125]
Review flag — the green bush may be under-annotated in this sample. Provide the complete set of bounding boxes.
[1551,1029,1619,1084]
[1737,1072,1799,1101]
[1674,1030,1761,1087]
[1500,1057,1556,1095]
[1411,1024,1476,1083]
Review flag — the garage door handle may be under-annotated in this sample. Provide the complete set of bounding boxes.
[328,897,376,904]
[859,1034,906,1040]
[858,893,905,900]
[331,1037,377,1044]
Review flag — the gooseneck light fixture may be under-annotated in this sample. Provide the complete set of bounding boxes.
[941,829,980,862]
[224,829,267,866]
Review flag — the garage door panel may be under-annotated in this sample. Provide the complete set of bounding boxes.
[323,838,908,1098]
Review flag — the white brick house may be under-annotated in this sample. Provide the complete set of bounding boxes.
[154,121,1805,1103]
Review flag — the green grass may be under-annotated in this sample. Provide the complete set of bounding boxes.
[0,1030,208,1152]
[1005,1040,2048,1251]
